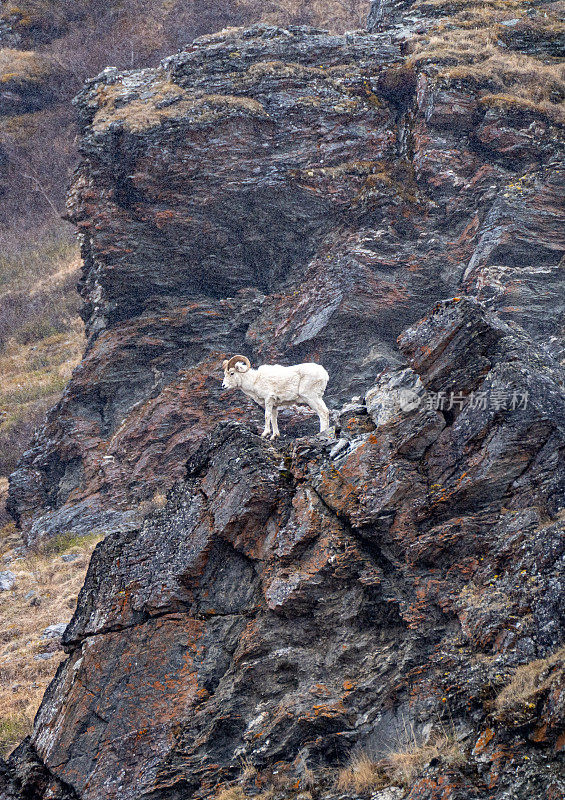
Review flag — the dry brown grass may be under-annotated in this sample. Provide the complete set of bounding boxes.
[0,48,55,86]
[92,75,269,133]
[408,0,565,123]
[383,732,465,786]
[0,524,102,756]
[0,236,84,476]
[495,645,565,717]
[414,0,524,9]
[235,0,368,33]
[479,93,555,116]
[337,751,389,794]
[215,787,274,800]
[337,720,466,794]
[0,232,78,293]
[0,325,84,473]
[216,789,247,800]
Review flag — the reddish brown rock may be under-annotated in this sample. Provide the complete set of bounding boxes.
[7,23,564,543]
[2,298,563,800]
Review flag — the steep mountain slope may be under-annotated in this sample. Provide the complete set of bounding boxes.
[0,3,564,799]
[0,2,368,501]
[2,297,564,799]
[6,17,564,542]
[0,0,368,229]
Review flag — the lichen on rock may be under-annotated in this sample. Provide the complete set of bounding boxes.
[1,12,564,800]
[2,297,564,800]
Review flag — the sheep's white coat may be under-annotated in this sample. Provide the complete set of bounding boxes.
[222,360,330,439]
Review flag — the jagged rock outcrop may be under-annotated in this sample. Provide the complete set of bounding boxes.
[7,21,565,543]
[1,297,563,799]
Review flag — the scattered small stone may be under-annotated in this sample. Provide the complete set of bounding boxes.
[30,596,42,607]
[61,553,79,563]
[330,437,350,459]
[24,590,36,600]
[0,570,16,591]
[34,652,55,661]
[41,623,67,640]
[371,788,405,800]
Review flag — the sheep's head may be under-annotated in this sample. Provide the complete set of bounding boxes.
[222,355,251,388]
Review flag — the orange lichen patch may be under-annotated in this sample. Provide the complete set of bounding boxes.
[530,723,548,743]
[452,215,480,247]
[402,599,429,628]
[316,464,361,519]
[34,615,206,789]
[405,775,461,798]
[153,209,176,227]
[311,683,332,698]
[472,726,495,755]
[304,698,348,720]
[485,744,518,789]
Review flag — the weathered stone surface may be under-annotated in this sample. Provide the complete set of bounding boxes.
[0,570,15,591]
[2,298,563,800]
[2,11,564,797]
[41,623,67,640]
[7,23,564,543]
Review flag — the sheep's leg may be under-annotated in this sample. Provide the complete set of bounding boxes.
[270,406,280,440]
[261,397,274,438]
[305,396,330,432]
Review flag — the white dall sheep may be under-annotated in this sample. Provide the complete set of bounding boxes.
[222,355,330,440]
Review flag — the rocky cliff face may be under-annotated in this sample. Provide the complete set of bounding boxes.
[7,20,564,543]
[1,297,564,799]
[2,7,564,800]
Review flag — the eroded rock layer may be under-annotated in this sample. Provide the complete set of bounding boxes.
[7,23,564,542]
[2,298,563,800]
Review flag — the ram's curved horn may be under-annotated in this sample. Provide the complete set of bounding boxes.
[222,359,229,370]
[226,355,251,370]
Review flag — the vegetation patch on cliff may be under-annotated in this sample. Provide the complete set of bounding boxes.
[0,48,56,87]
[408,0,565,122]
[0,233,83,481]
[92,76,269,133]
[336,725,465,793]
[495,645,565,726]
[0,524,102,756]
